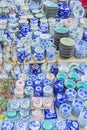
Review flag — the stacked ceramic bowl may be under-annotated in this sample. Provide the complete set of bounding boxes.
[54,27,69,49]
[59,37,75,58]
[46,3,58,19]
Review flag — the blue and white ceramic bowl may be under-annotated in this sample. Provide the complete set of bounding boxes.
[59,103,71,119]
[29,121,41,130]
[43,79,52,86]
[34,86,43,97]
[55,120,66,130]
[53,80,64,96]
[72,98,84,116]
[34,79,42,87]
[1,120,14,130]
[25,80,33,87]
[66,120,79,130]
[65,88,77,103]
[38,73,46,81]
[43,85,53,97]
[16,120,28,130]
[78,88,87,100]
[55,92,67,107]
[30,64,41,75]
[78,109,87,127]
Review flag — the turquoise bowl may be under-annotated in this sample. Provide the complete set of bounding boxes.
[65,79,76,88]
[6,111,18,120]
[77,81,87,89]
[57,72,68,81]
[69,66,80,72]
[69,72,80,81]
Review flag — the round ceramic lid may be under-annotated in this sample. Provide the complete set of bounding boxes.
[60,38,75,47]
[27,15,34,19]
[43,120,53,130]
[54,27,68,34]
[32,9,40,14]
[35,13,44,18]
[40,34,50,39]
[46,3,57,8]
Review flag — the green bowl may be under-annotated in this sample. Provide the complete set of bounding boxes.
[69,72,80,81]
[6,111,18,120]
[42,120,54,130]
[65,79,76,88]
[77,81,87,89]
[57,72,68,81]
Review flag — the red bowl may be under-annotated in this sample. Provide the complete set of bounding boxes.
[79,0,87,8]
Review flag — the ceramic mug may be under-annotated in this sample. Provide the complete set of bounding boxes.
[34,46,44,61]
[46,46,59,60]
[39,34,53,49]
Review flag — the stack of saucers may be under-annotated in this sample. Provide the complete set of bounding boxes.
[59,37,75,58]
[46,3,58,19]
[54,27,69,49]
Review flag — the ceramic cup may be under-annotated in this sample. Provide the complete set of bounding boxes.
[34,47,44,61]
[46,46,59,60]
[39,34,52,49]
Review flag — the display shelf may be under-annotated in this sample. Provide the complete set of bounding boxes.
[58,56,87,62]
[11,56,87,65]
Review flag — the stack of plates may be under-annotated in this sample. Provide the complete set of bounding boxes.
[54,27,69,49]
[59,37,75,58]
[46,3,58,19]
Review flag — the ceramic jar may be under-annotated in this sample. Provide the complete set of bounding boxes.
[58,2,71,19]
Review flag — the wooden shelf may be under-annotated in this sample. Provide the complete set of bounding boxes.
[11,56,87,65]
[58,56,87,62]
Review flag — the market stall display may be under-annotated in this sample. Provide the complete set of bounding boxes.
[0,0,87,129]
